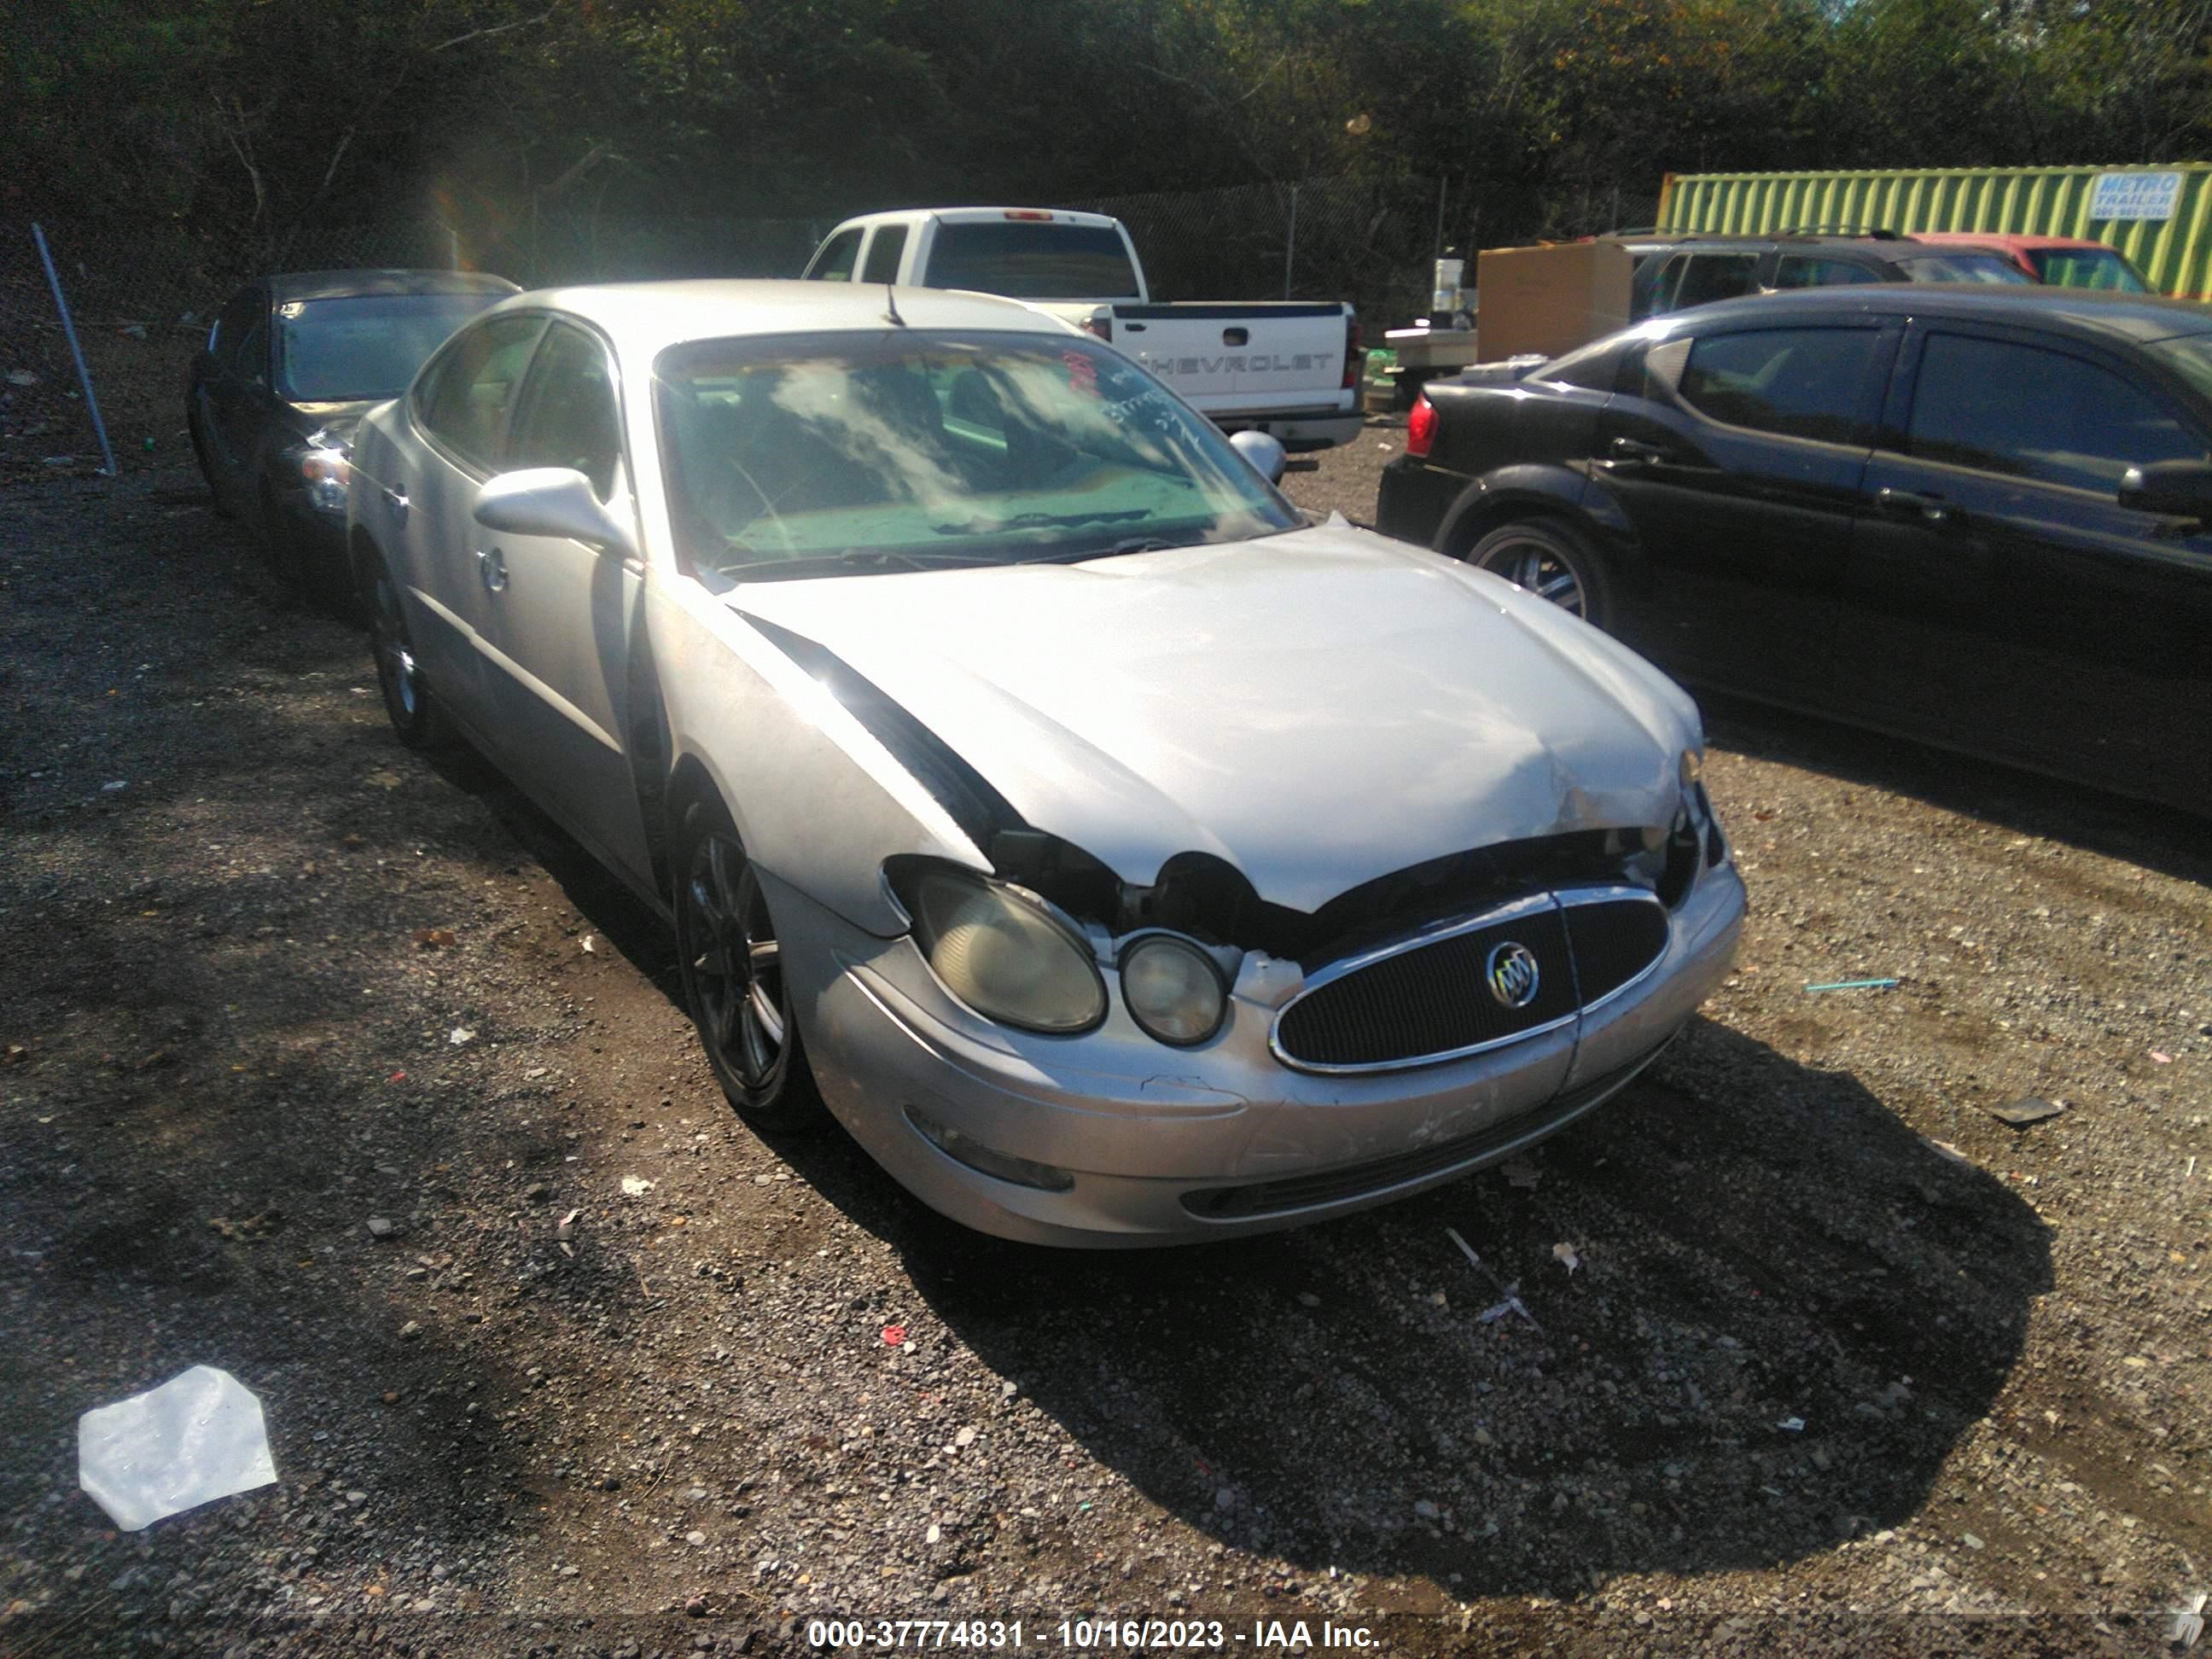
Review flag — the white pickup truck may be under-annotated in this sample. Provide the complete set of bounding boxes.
[800,207,1363,451]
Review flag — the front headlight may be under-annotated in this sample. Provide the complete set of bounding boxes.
[1119,934,1226,1046]
[296,445,350,515]
[911,871,1105,1033]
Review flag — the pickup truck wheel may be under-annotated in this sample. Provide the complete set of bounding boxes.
[1466,518,1614,631]
[675,798,826,1133]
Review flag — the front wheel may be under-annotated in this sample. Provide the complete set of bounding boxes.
[1464,518,1615,631]
[674,799,824,1132]
[362,552,451,751]
[187,405,233,518]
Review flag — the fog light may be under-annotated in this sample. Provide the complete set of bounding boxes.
[905,1107,1074,1192]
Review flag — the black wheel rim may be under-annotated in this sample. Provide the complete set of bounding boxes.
[684,832,787,1091]
[1477,536,1589,618]
[370,569,422,722]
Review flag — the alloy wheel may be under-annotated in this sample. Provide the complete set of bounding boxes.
[370,568,422,723]
[1477,537,1589,618]
[684,832,789,1092]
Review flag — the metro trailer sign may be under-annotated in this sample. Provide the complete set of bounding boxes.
[2089,171,2183,221]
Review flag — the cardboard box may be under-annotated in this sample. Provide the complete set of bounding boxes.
[1473,241,1633,363]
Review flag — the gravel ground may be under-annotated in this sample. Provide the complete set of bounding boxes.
[3,431,2209,1657]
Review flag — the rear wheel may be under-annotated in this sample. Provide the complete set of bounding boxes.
[362,551,451,751]
[674,797,824,1132]
[1465,517,1615,630]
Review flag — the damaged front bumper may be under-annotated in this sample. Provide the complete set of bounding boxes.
[766,855,1746,1247]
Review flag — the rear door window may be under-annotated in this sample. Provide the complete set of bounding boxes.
[804,228,864,282]
[416,313,547,470]
[859,225,909,285]
[1662,253,1761,312]
[1906,333,2207,492]
[921,222,1140,299]
[1773,255,1881,289]
[1674,327,1879,444]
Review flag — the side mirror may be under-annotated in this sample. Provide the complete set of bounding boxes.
[1229,428,1288,486]
[2119,458,2212,520]
[474,468,636,556]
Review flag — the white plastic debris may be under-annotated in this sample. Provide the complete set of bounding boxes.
[1777,1416,1806,1433]
[580,934,597,954]
[448,1026,475,1046]
[2170,1590,2205,1650]
[620,1176,654,1196]
[78,1365,276,1530]
[1551,1242,1580,1275]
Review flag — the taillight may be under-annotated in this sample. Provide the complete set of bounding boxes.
[1406,394,1437,458]
[1080,314,1113,343]
[1342,312,1363,390]
[1003,209,1054,221]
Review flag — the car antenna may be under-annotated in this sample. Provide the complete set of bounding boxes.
[883,281,905,328]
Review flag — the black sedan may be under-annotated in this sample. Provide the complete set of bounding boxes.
[186,269,518,603]
[1374,286,2212,815]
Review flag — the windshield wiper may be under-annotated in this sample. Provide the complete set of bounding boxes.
[718,547,991,580]
[928,508,1151,535]
[1027,535,1188,565]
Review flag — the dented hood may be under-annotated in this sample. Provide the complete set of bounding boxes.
[728,519,1703,912]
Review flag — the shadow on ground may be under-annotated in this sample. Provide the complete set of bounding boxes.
[1698,690,2211,890]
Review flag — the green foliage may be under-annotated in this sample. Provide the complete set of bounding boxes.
[3,0,2204,254]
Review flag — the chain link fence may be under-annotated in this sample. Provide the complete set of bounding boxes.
[3,173,1570,481]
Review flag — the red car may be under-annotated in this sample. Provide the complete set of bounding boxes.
[1912,232,2154,293]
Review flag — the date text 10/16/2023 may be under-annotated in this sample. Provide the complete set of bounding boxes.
[806,1619,1379,1650]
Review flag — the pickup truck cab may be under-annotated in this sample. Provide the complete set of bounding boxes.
[803,207,1363,450]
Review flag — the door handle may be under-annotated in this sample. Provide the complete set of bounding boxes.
[476,547,508,593]
[1609,436,1670,465]
[1123,322,1148,333]
[1877,486,1953,526]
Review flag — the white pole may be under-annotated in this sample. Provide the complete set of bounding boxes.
[32,223,118,477]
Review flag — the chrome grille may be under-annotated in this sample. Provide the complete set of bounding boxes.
[1270,887,1671,1074]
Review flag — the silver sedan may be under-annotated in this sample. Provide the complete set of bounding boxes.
[345,280,1744,1245]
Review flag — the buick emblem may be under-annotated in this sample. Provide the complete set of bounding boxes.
[1486,941,1541,1010]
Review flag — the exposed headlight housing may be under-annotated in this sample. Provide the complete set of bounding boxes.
[910,870,1105,1033]
[1119,933,1227,1047]
[295,441,350,515]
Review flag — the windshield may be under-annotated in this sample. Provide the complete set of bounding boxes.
[921,223,1140,300]
[1890,253,2034,285]
[276,292,505,401]
[655,331,1299,579]
[2145,332,2212,403]
[2030,247,2151,293]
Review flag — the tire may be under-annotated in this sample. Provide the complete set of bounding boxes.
[187,405,233,519]
[1464,516,1615,631]
[673,796,825,1132]
[361,550,452,752]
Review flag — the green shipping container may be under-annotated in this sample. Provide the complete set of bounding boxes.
[1656,165,2212,300]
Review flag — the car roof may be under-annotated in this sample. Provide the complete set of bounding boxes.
[267,269,521,304]
[1654,282,2212,343]
[830,207,1124,233]
[1912,231,2124,255]
[490,277,1080,358]
[1607,232,1911,255]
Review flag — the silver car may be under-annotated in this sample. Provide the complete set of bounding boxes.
[345,280,1744,1246]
